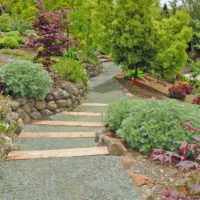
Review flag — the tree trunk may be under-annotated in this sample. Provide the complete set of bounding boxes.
[191,40,195,56]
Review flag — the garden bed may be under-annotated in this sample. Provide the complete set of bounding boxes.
[115,72,199,102]
[97,128,200,200]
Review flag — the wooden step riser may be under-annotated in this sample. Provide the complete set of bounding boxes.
[82,103,108,107]
[18,132,96,139]
[7,147,109,160]
[61,111,102,117]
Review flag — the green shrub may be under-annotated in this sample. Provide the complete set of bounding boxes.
[54,58,88,86]
[103,99,141,131]
[4,31,23,44]
[63,47,79,60]
[104,99,200,155]
[0,61,53,100]
[0,36,19,49]
[78,52,100,66]
[0,14,12,32]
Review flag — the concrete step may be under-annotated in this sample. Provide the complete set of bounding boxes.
[7,147,109,160]
[18,132,96,138]
[32,120,103,127]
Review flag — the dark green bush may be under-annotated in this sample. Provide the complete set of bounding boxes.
[104,99,200,155]
[0,61,53,100]
[0,14,12,32]
[54,58,88,86]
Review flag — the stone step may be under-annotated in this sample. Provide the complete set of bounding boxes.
[24,124,100,133]
[18,132,96,138]
[7,147,109,160]
[32,120,103,127]
[49,114,102,122]
[74,106,107,113]
[82,103,108,107]
[14,137,98,151]
[61,111,102,117]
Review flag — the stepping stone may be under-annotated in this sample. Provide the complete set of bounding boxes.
[61,111,102,117]
[7,147,109,160]
[18,132,96,138]
[82,103,108,107]
[32,121,103,127]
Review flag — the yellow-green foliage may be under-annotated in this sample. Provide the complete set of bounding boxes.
[54,58,88,86]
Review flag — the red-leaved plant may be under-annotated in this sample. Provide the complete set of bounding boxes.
[193,96,200,105]
[168,83,194,100]
[28,0,73,71]
[151,140,200,171]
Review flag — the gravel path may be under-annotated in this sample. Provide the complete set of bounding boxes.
[0,62,140,200]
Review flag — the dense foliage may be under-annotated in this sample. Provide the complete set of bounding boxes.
[104,99,200,155]
[0,61,52,100]
[54,58,88,86]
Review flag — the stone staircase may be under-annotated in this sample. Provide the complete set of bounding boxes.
[7,103,109,161]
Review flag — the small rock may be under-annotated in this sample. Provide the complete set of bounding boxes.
[61,83,78,95]
[26,99,35,107]
[40,109,53,117]
[99,135,127,156]
[30,111,42,120]
[121,156,135,170]
[128,173,150,187]
[141,190,154,200]
[10,100,20,110]
[53,88,69,100]
[95,129,105,142]
[56,100,68,108]
[35,101,46,110]
[47,101,57,111]
[15,118,24,134]
[66,99,72,107]
[10,112,19,121]
[16,98,26,105]
[22,104,31,113]
[17,108,31,123]
[45,94,55,101]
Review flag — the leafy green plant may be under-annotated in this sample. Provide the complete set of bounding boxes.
[0,37,19,49]
[0,60,52,100]
[78,51,100,66]
[54,58,88,86]
[126,69,144,80]
[0,14,12,32]
[132,86,140,94]
[103,99,141,132]
[63,47,79,60]
[4,31,23,44]
[104,99,200,155]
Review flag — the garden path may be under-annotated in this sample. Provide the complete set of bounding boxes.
[0,62,140,200]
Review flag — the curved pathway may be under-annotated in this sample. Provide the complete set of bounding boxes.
[0,62,140,200]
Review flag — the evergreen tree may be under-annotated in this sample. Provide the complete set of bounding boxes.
[107,0,159,77]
